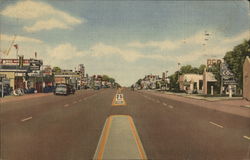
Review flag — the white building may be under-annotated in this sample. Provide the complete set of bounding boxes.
[179,74,203,94]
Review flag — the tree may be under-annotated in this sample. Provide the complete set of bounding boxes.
[52,66,61,74]
[169,71,179,91]
[224,39,250,89]
[198,64,206,74]
[102,75,109,81]
[180,65,193,74]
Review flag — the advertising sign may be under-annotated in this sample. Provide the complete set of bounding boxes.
[220,62,237,85]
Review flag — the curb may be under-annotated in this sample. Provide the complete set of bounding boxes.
[141,90,243,102]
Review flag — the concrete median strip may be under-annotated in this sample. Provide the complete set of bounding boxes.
[21,116,32,122]
[93,115,147,160]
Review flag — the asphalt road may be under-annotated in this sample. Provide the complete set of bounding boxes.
[0,88,250,160]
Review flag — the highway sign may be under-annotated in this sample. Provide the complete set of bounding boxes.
[112,93,126,106]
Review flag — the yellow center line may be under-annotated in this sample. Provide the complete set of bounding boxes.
[128,116,147,160]
[97,116,113,159]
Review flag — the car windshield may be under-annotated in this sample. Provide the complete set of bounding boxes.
[57,85,66,88]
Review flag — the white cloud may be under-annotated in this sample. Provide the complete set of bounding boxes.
[223,30,250,44]
[49,43,85,60]
[89,43,172,62]
[176,46,228,64]
[1,34,43,43]
[128,40,180,50]
[24,19,70,32]
[1,0,82,32]
[128,31,207,51]
[90,43,143,62]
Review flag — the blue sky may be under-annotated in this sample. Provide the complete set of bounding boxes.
[0,0,249,86]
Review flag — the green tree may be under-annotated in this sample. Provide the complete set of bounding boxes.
[224,39,250,89]
[52,66,61,74]
[180,65,193,74]
[169,71,179,91]
[198,64,206,74]
[102,75,110,81]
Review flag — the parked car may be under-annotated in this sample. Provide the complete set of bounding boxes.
[68,85,75,94]
[93,86,100,90]
[54,84,70,95]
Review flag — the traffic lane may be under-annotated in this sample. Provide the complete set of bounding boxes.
[1,88,116,160]
[123,89,250,160]
[1,89,98,113]
[137,90,250,134]
[0,89,100,124]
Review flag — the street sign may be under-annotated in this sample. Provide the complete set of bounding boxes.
[112,93,126,106]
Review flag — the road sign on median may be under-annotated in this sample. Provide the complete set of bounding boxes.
[112,93,126,106]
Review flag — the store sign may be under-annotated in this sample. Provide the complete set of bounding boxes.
[15,73,25,76]
[29,59,42,71]
[0,59,30,66]
[220,62,237,85]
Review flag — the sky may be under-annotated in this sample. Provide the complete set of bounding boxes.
[0,0,249,86]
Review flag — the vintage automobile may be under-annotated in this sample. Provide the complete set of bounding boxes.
[54,84,71,95]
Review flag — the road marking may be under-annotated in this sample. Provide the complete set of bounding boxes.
[21,117,32,122]
[128,116,147,160]
[96,116,113,159]
[243,136,250,140]
[168,105,174,109]
[64,104,69,107]
[162,102,167,106]
[209,121,223,128]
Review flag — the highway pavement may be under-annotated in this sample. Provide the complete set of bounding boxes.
[0,88,250,160]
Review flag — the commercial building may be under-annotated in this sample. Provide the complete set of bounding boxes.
[243,56,250,100]
[203,71,217,95]
[0,58,43,90]
[179,74,203,94]
[54,69,80,89]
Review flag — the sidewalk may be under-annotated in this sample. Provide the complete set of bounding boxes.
[0,93,53,104]
[139,90,250,118]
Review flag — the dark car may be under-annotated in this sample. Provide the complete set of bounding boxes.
[93,86,100,90]
[54,84,70,95]
[68,85,75,94]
